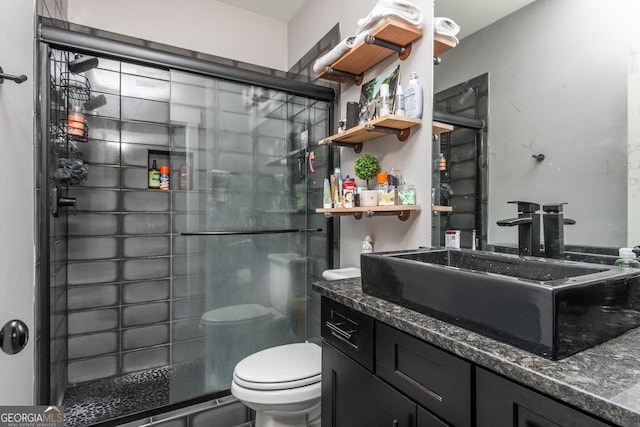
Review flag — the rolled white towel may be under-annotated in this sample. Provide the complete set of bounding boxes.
[356,0,423,35]
[313,36,356,73]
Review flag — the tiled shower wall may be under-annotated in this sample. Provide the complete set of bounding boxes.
[63,55,183,384]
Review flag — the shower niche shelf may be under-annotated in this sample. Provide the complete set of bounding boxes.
[319,115,421,153]
[317,19,423,85]
[433,121,454,135]
[316,205,420,221]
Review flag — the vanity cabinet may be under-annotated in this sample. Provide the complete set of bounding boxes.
[320,297,616,427]
[476,367,611,427]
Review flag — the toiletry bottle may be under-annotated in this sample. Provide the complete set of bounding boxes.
[67,105,86,137]
[334,167,343,198]
[394,84,405,116]
[178,163,192,190]
[379,83,391,117]
[615,248,640,268]
[362,235,374,254]
[438,153,447,171]
[405,72,423,118]
[159,165,170,190]
[148,160,160,189]
[323,178,332,208]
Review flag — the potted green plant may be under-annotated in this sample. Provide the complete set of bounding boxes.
[355,154,380,190]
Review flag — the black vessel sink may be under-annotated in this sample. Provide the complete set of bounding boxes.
[361,248,640,359]
[488,243,619,265]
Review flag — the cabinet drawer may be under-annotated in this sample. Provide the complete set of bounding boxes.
[376,322,471,427]
[321,296,374,371]
[476,367,613,427]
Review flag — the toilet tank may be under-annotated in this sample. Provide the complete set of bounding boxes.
[267,253,306,314]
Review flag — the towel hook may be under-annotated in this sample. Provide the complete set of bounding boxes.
[0,67,28,85]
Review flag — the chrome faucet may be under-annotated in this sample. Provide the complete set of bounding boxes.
[542,203,576,259]
[496,201,541,257]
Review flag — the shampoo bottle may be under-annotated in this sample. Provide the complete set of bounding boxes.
[405,72,423,119]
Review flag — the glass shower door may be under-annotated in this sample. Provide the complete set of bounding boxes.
[169,71,314,398]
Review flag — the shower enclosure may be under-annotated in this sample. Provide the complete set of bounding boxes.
[38,23,334,425]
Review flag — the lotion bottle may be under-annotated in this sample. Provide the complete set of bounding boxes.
[405,72,423,118]
[615,248,640,268]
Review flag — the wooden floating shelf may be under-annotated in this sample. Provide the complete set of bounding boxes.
[434,34,457,57]
[318,19,423,84]
[316,205,420,221]
[433,121,454,135]
[319,115,421,152]
[432,205,453,213]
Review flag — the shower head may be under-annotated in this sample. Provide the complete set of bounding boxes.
[68,55,99,74]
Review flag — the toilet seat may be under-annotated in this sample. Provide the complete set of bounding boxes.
[233,343,321,391]
[201,304,273,326]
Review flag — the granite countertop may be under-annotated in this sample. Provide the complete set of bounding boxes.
[313,278,640,427]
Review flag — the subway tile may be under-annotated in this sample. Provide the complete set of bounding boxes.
[121,121,170,146]
[68,213,119,236]
[189,401,248,427]
[172,296,204,321]
[68,308,119,335]
[122,167,149,189]
[122,324,169,350]
[217,111,251,134]
[121,63,169,81]
[68,260,119,285]
[172,318,204,342]
[171,190,206,213]
[68,331,118,359]
[171,339,204,364]
[171,80,207,108]
[84,68,120,95]
[172,213,206,233]
[82,140,120,165]
[122,345,169,374]
[84,93,120,119]
[172,235,206,257]
[172,275,205,298]
[121,143,169,167]
[123,258,170,281]
[121,96,170,123]
[68,355,118,384]
[85,116,120,142]
[170,104,204,127]
[122,213,170,235]
[121,74,170,102]
[172,254,205,277]
[122,280,170,304]
[122,302,169,327]
[80,164,120,188]
[68,237,119,261]
[67,189,119,212]
[122,190,170,212]
[123,236,170,258]
[67,284,119,310]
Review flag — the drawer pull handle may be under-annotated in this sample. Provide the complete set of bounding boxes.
[392,420,398,427]
[325,320,356,340]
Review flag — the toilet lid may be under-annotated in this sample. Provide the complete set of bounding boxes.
[201,304,272,325]
[233,343,321,391]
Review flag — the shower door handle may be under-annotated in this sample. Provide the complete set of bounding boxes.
[181,228,322,236]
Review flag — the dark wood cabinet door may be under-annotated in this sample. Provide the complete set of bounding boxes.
[476,368,613,427]
[322,342,416,427]
[416,407,450,427]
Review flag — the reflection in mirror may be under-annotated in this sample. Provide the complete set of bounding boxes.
[434,0,640,250]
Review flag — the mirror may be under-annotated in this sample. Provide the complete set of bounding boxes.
[434,0,640,250]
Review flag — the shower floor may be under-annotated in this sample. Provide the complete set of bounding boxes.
[63,361,205,427]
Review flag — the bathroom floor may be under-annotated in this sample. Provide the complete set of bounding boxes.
[63,361,204,427]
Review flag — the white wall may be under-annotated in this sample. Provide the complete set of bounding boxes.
[289,0,435,268]
[0,0,36,404]
[435,0,640,247]
[67,0,288,71]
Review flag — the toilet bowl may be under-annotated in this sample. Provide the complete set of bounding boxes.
[200,253,306,392]
[231,343,321,427]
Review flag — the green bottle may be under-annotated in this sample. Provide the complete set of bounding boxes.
[148,160,160,189]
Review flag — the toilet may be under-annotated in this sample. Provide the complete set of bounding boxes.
[200,253,306,392]
[231,342,322,427]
